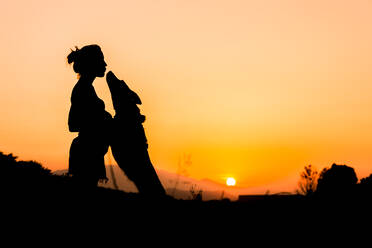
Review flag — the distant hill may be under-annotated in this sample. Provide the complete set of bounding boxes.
[54,166,238,200]
[53,165,300,199]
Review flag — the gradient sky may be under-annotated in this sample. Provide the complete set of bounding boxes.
[1,0,372,191]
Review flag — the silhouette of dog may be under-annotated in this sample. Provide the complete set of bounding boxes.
[106,71,165,196]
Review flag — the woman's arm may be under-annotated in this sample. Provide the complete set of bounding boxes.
[68,104,80,132]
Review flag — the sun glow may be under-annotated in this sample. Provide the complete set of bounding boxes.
[226,177,236,186]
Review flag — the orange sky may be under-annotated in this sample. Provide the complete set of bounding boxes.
[1,0,372,192]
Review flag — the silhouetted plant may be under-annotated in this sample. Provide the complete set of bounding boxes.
[0,152,51,178]
[171,153,192,197]
[359,173,372,195]
[297,165,318,196]
[360,174,372,186]
[316,163,358,197]
[220,190,224,200]
[0,152,18,168]
[17,160,51,176]
[0,151,64,197]
[189,184,202,201]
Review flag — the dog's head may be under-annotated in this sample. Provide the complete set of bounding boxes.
[106,71,145,122]
[106,71,141,103]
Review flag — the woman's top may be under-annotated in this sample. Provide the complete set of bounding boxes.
[68,80,112,152]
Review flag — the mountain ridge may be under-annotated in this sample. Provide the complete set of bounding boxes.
[53,166,238,200]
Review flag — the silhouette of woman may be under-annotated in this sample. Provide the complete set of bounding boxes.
[67,45,112,187]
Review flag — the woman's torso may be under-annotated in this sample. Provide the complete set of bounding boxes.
[68,81,112,147]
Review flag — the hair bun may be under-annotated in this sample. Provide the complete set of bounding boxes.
[67,46,80,64]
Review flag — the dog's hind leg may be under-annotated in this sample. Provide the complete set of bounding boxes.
[112,146,166,197]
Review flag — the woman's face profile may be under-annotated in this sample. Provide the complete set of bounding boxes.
[94,52,107,78]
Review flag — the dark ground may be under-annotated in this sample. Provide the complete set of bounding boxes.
[1,153,370,242]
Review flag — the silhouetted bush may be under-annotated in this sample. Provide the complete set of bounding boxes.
[0,151,77,202]
[360,174,372,186]
[359,173,372,195]
[189,184,203,201]
[297,165,318,196]
[316,163,358,197]
[0,151,52,184]
[0,152,18,169]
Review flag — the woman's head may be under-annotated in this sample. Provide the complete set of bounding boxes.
[67,44,107,77]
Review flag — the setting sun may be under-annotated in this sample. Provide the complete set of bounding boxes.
[226,177,236,187]
[1,0,372,193]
